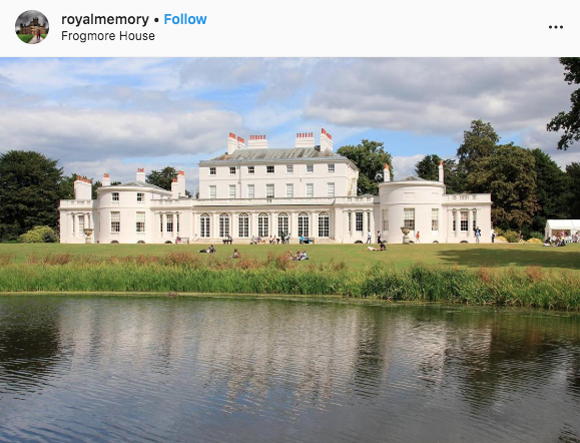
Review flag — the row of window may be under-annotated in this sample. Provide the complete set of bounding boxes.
[109,212,180,234]
[209,183,335,199]
[209,164,335,176]
[111,192,145,202]
[200,212,330,238]
[380,208,474,232]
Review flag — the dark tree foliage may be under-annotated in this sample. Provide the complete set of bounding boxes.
[547,57,580,150]
[146,166,191,197]
[467,144,539,229]
[337,140,393,195]
[566,163,580,218]
[530,149,571,231]
[457,119,500,178]
[414,154,463,194]
[0,151,64,241]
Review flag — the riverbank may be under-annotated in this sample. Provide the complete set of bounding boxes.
[0,251,578,310]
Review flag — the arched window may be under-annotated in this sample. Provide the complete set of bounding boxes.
[318,212,330,237]
[278,213,289,238]
[200,213,210,238]
[258,213,269,237]
[298,212,309,237]
[219,213,230,237]
[238,213,249,238]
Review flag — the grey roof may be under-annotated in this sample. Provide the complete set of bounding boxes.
[202,147,347,163]
[115,180,170,192]
[393,175,429,182]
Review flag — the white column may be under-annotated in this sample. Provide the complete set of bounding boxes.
[162,213,167,235]
[468,209,474,239]
[454,210,459,237]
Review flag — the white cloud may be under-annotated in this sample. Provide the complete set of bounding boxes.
[392,154,425,179]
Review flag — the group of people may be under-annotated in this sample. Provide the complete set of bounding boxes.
[544,231,579,247]
[250,233,291,245]
[286,250,309,261]
[199,244,216,254]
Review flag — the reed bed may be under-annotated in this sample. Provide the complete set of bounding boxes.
[0,252,578,310]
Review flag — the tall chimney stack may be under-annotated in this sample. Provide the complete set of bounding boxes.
[248,135,268,149]
[295,132,315,149]
[383,164,391,182]
[227,132,238,155]
[320,128,333,152]
[177,170,186,197]
[102,173,111,187]
[136,168,146,182]
[438,160,444,183]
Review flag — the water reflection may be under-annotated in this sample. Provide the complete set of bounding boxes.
[0,296,578,443]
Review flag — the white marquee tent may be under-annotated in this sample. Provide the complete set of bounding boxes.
[545,220,580,238]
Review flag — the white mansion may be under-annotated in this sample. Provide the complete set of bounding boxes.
[59,129,493,244]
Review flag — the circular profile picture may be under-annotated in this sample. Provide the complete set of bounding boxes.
[15,10,49,45]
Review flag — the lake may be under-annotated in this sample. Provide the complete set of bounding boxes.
[0,295,579,442]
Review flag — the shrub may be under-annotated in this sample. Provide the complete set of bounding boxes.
[526,238,543,244]
[529,231,545,241]
[503,230,520,243]
[19,226,59,243]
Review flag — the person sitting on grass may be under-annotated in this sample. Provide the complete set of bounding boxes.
[232,248,240,259]
[300,250,309,261]
[208,244,216,253]
[379,241,387,251]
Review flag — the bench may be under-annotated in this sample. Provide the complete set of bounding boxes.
[176,237,189,244]
[222,238,233,244]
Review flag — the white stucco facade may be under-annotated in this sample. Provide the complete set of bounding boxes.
[59,129,493,244]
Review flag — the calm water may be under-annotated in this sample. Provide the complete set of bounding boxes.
[0,296,579,443]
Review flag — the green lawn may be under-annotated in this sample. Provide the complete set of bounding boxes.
[1,243,579,273]
[18,35,34,43]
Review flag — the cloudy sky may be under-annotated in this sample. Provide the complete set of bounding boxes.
[14,11,49,32]
[0,58,578,194]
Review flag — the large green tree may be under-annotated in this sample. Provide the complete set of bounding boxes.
[414,154,463,193]
[457,119,500,179]
[467,144,539,229]
[566,163,580,218]
[530,149,571,231]
[0,150,64,241]
[547,57,580,150]
[146,166,191,197]
[337,140,393,195]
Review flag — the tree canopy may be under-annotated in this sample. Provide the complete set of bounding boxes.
[565,163,580,218]
[457,119,499,178]
[146,166,191,197]
[337,140,393,195]
[0,150,64,241]
[547,57,580,150]
[414,154,463,194]
[467,144,539,229]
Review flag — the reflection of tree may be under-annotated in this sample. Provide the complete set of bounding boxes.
[0,298,61,394]
[352,307,387,397]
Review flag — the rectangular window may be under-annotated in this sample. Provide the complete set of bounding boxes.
[355,212,363,232]
[318,214,330,237]
[229,185,236,199]
[348,212,352,232]
[267,166,275,174]
[71,215,75,234]
[286,165,293,173]
[166,214,174,233]
[382,209,389,231]
[327,183,335,197]
[78,215,84,233]
[230,167,236,175]
[111,212,120,232]
[209,167,216,175]
[286,184,294,198]
[266,184,275,198]
[160,214,163,232]
[176,214,180,233]
[432,209,439,231]
[137,193,144,202]
[306,183,314,197]
[404,208,415,230]
[328,164,335,173]
[238,215,249,238]
[247,184,255,199]
[473,211,477,231]
[112,192,119,202]
[307,164,313,173]
[461,211,468,232]
[209,186,216,199]
[248,166,255,174]
[136,212,145,232]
